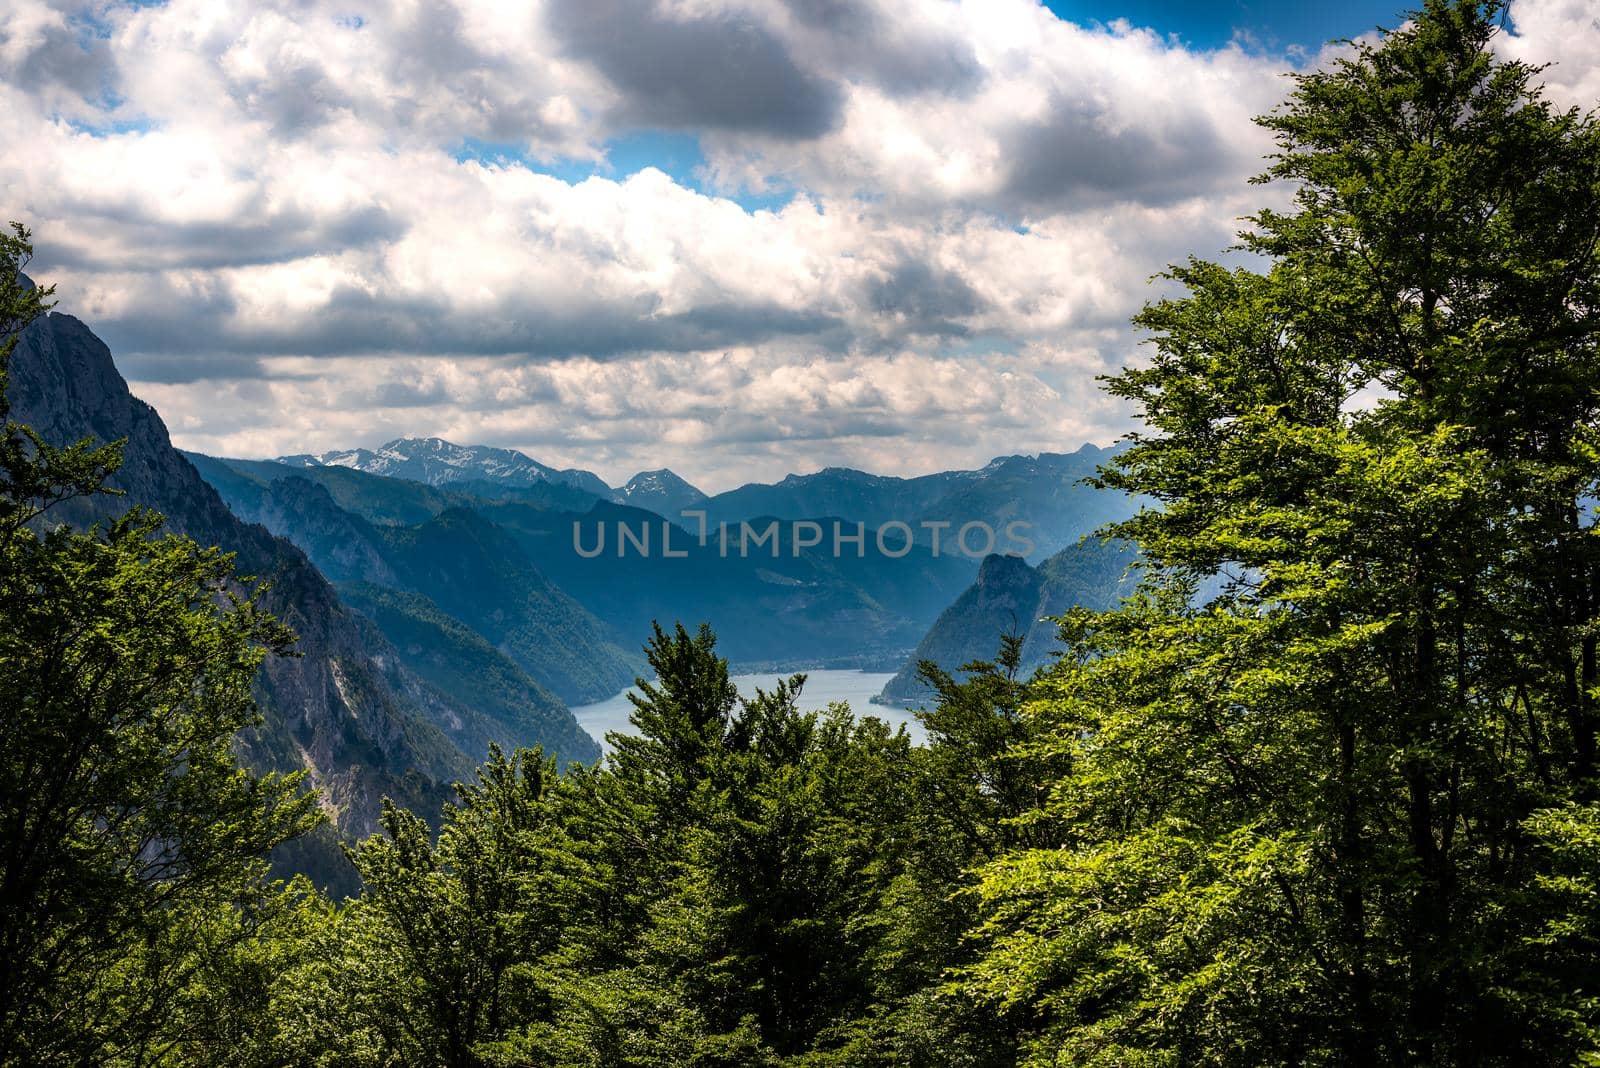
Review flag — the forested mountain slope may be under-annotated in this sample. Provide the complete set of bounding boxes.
[203,471,637,705]
[193,457,983,670]
[7,303,598,864]
[876,538,1138,704]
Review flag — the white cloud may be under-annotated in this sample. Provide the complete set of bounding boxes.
[1503,0,1600,108]
[136,342,1097,489]
[4,0,1591,489]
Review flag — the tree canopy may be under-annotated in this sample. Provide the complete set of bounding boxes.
[0,224,322,1064]
[965,2,1600,1062]
[5,2,1600,1064]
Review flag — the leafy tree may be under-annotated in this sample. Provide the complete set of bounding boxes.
[336,745,565,1067]
[609,622,743,817]
[553,625,808,1064]
[523,623,923,1066]
[522,622,746,1066]
[649,681,877,1060]
[849,639,1053,1068]
[0,223,322,1064]
[963,3,1600,1064]
[140,879,337,1068]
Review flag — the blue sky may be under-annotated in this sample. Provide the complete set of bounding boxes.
[1045,0,1415,51]
[458,131,794,213]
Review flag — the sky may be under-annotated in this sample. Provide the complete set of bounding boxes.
[2,0,1597,491]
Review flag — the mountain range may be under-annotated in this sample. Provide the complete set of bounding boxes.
[275,435,1129,562]
[198,435,1142,692]
[12,287,1141,892]
[281,437,711,515]
[281,437,618,500]
[188,459,982,672]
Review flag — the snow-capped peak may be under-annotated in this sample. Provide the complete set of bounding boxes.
[274,437,616,498]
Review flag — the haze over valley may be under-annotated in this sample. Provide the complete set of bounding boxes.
[10,286,1139,864]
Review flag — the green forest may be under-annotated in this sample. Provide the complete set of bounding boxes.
[6,2,1600,1063]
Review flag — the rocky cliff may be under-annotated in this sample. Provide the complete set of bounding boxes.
[7,308,501,885]
[875,538,1137,705]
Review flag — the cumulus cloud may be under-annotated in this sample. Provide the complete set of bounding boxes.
[0,0,116,110]
[546,0,843,138]
[775,0,985,98]
[695,9,1285,216]
[136,342,1094,487]
[2,0,1592,489]
[1502,0,1600,108]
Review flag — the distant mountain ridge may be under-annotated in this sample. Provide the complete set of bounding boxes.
[698,445,1132,561]
[266,438,1130,562]
[187,438,1141,683]
[281,437,615,499]
[192,457,980,673]
[278,436,718,517]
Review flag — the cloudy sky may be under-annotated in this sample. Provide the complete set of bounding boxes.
[3,0,1597,490]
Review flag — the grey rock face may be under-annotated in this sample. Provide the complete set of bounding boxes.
[8,311,473,844]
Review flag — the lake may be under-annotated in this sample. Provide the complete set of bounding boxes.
[573,669,923,751]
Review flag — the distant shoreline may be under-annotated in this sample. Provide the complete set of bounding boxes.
[725,651,910,675]
[574,668,921,752]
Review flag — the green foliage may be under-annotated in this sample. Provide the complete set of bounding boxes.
[962,3,1600,1064]
[529,623,917,1066]
[11,5,1600,1064]
[378,507,640,704]
[0,223,322,1064]
[287,623,1038,1067]
[339,581,600,764]
[330,746,566,1067]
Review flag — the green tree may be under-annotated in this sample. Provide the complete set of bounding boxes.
[530,622,747,1066]
[848,639,1056,1068]
[520,623,924,1066]
[608,622,743,821]
[0,224,322,1064]
[335,745,565,1067]
[964,3,1600,1064]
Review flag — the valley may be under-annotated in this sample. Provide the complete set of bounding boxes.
[7,287,1138,882]
[185,433,1138,725]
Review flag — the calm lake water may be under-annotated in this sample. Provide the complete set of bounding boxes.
[573,669,923,752]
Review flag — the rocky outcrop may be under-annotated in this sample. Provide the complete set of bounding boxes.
[875,539,1136,706]
[8,310,476,861]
